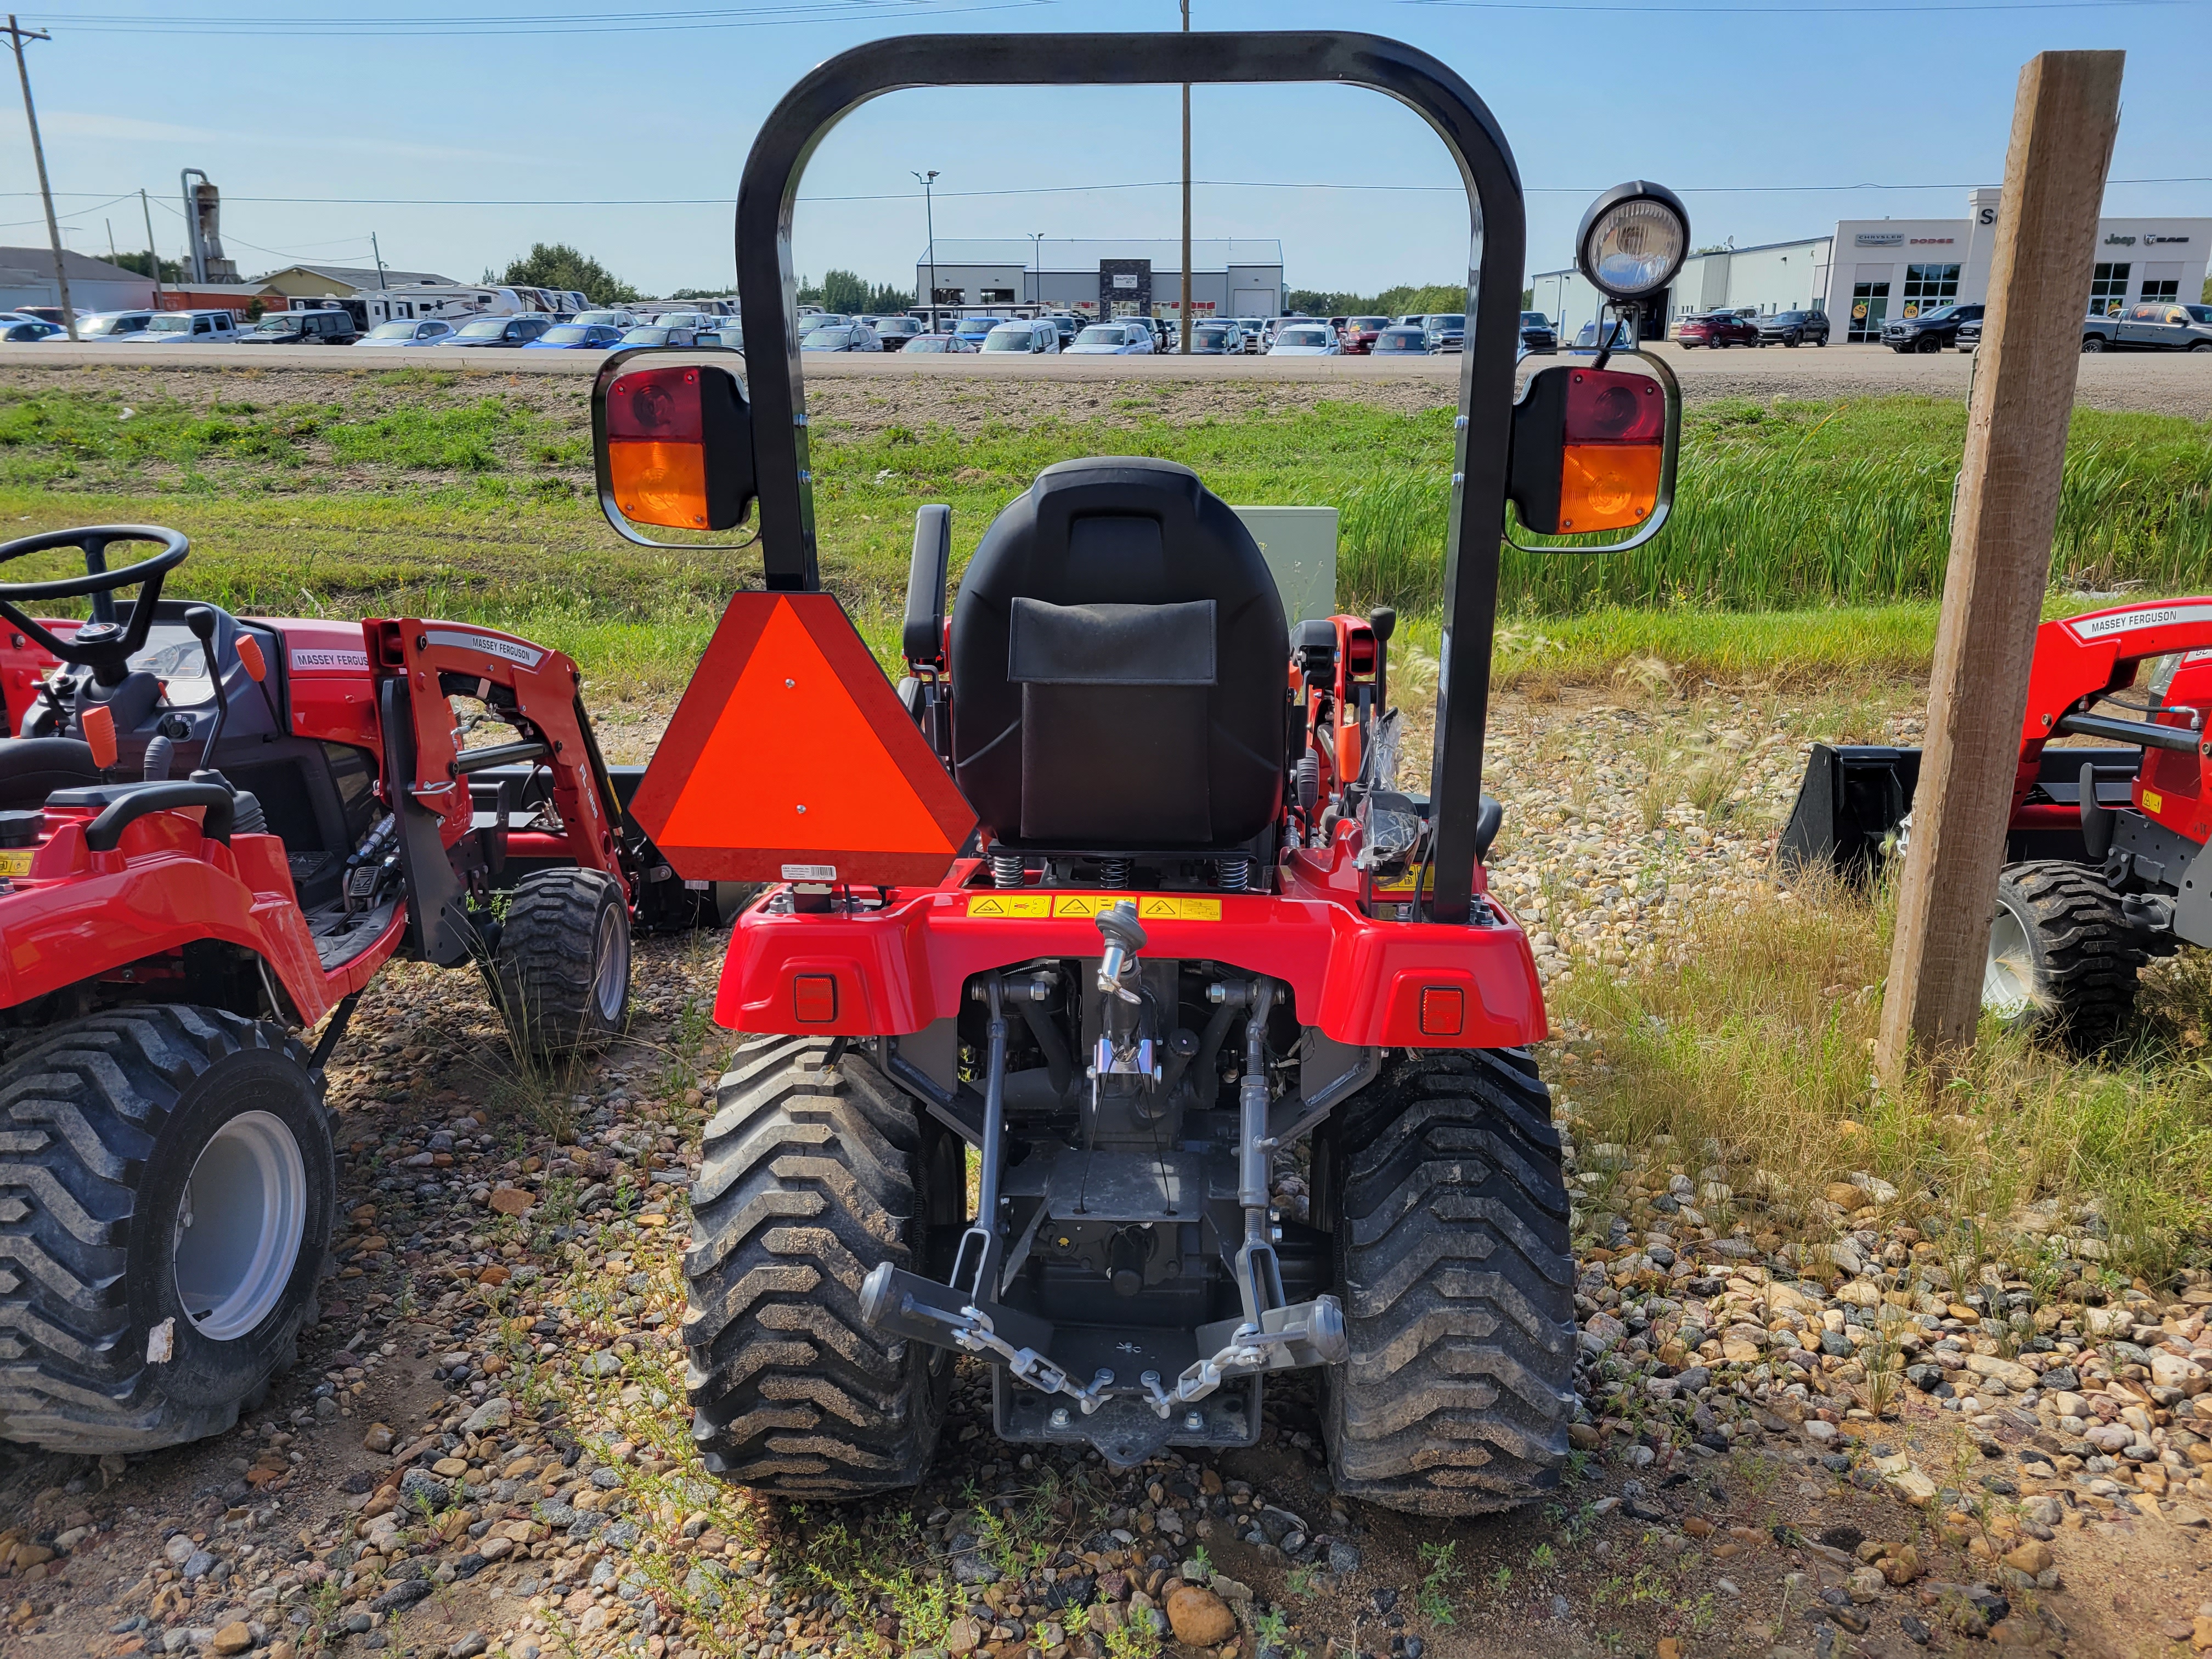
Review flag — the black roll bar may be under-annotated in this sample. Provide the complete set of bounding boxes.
[735,31,1526,925]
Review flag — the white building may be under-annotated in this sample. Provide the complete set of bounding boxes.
[915,238,1284,320]
[1528,188,2210,345]
[0,246,157,316]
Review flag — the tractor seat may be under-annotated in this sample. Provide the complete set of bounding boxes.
[949,458,1286,849]
[0,736,100,813]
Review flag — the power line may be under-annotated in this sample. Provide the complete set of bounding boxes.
[7,174,2209,208]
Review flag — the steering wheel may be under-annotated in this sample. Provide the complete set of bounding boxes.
[0,525,190,687]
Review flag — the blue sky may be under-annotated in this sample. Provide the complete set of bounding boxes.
[1,1,2203,300]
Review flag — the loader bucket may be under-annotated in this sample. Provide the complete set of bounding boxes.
[1778,742,1921,881]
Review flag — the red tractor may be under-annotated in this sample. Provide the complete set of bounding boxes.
[0,525,717,1453]
[1785,599,2212,1048]
[593,32,1688,1513]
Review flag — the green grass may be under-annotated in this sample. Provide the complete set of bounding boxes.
[4,381,2209,695]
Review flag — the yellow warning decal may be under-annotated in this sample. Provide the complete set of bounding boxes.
[1138,896,1221,922]
[1372,869,1436,896]
[965,894,1051,918]
[1050,894,1108,918]
[0,848,32,879]
[2145,788,2165,814]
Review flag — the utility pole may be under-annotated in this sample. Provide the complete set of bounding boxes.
[370,232,388,290]
[1874,49,2125,1091]
[913,170,939,330]
[139,187,163,302]
[105,218,116,264]
[1179,0,1192,352]
[7,15,77,340]
[1030,231,1043,309]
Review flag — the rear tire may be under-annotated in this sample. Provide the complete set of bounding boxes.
[1319,1049,1576,1515]
[681,1037,960,1501]
[0,1008,332,1453]
[1984,861,2146,1051]
[2083,335,2107,353]
[487,868,631,1057]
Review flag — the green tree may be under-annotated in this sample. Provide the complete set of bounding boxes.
[487,243,639,304]
[670,286,731,300]
[106,250,184,283]
[817,268,870,314]
[865,281,915,313]
[1285,282,1469,317]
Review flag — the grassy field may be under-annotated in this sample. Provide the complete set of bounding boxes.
[4,375,2209,692]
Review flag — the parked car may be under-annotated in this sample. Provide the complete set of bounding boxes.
[1424,313,1466,353]
[1186,322,1242,356]
[953,316,1006,347]
[126,309,241,344]
[15,306,70,326]
[1957,315,1983,352]
[239,308,358,345]
[1068,321,1155,355]
[525,323,627,351]
[1042,314,1085,348]
[1,319,66,343]
[1268,323,1341,357]
[1673,312,1759,348]
[617,324,701,349]
[1396,314,1429,335]
[1883,302,1982,353]
[1519,311,1557,353]
[899,333,977,353]
[982,319,1060,354]
[2079,300,2212,353]
[1371,325,1430,356]
[67,310,156,341]
[800,321,882,352]
[1573,318,1637,352]
[357,319,458,348]
[571,309,637,330]
[1338,315,1390,355]
[445,315,551,348]
[868,315,924,349]
[805,313,855,335]
[1754,309,1830,348]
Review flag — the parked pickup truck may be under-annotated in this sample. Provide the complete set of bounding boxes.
[2080,301,2212,353]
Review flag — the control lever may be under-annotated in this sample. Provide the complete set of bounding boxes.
[234,630,283,736]
[184,607,233,767]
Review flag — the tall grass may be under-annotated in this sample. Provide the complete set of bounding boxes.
[1340,398,2212,613]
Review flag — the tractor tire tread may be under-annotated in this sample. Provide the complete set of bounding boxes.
[488,868,628,1057]
[0,1008,324,1453]
[682,1037,946,1501]
[1325,1049,1576,1516]
[1996,860,2146,1049]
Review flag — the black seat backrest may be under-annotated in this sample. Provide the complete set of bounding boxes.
[950,458,1286,850]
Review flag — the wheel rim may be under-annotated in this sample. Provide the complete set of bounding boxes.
[593,901,629,1023]
[174,1110,308,1342]
[1983,906,2037,1022]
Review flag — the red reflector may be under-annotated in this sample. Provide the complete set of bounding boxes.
[1563,368,1664,444]
[606,366,703,441]
[793,974,838,1024]
[1418,986,1465,1037]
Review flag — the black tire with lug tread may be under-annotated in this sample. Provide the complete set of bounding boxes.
[1320,1048,1576,1515]
[0,1007,333,1453]
[1985,860,2146,1050]
[487,868,631,1057]
[681,1036,961,1501]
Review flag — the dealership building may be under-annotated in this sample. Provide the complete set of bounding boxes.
[1530,188,2211,343]
[913,237,1284,319]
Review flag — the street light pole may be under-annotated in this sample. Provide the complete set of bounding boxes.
[371,231,388,290]
[1031,231,1043,309]
[913,168,939,330]
[1179,0,1192,352]
[140,187,163,302]
[6,14,77,340]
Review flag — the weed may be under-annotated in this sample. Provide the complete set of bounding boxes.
[1415,1541,1460,1625]
[1527,1541,1556,1573]
[1103,1618,1162,1659]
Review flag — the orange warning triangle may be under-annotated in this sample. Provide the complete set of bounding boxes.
[631,590,977,885]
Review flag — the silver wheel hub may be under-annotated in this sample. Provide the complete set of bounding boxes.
[174,1110,308,1342]
[594,902,629,1023]
[1983,906,2036,1022]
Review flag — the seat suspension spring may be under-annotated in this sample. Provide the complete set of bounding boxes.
[990,850,1025,889]
[1216,857,1251,892]
[1097,857,1133,889]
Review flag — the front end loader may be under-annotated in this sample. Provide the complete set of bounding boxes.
[594,31,1691,1514]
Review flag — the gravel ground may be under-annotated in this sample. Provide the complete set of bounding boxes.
[8,342,2210,417]
[5,689,2209,1659]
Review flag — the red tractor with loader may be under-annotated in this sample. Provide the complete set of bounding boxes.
[593,32,1690,1513]
[1786,598,2212,1049]
[0,526,723,1454]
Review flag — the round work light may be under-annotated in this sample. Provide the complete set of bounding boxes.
[1575,182,1691,302]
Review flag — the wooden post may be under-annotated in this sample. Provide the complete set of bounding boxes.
[1874,49,2124,1090]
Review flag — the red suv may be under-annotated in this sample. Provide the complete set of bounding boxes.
[1675,311,1761,348]
[1338,314,1390,354]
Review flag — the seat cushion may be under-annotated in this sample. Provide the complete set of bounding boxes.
[0,737,100,813]
[950,458,1286,851]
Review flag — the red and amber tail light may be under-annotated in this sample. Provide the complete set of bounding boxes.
[1506,361,1677,540]
[592,357,756,540]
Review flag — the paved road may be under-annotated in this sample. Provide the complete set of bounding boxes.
[10,340,2209,414]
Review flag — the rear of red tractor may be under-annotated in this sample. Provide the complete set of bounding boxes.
[590,32,1690,1511]
[1785,599,2212,1048]
[0,527,723,1453]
